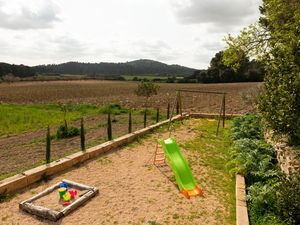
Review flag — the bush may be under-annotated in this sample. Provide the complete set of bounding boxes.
[99,103,128,115]
[56,125,79,139]
[231,113,263,140]
[231,139,278,183]
[247,178,282,222]
[276,173,300,224]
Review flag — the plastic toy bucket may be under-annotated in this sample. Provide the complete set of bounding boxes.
[58,187,67,198]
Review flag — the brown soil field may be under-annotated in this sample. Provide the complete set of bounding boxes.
[0,80,260,114]
[0,119,235,225]
[0,81,260,179]
[0,114,157,179]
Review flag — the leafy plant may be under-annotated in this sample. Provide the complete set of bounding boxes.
[231,113,263,140]
[99,103,128,115]
[276,173,300,224]
[230,139,278,183]
[56,124,79,139]
[247,178,282,222]
[134,81,159,107]
[229,114,288,224]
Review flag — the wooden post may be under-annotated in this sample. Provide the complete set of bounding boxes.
[107,113,112,140]
[46,126,51,164]
[128,110,132,133]
[176,95,180,115]
[156,108,159,123]
[178,91,183,116]
[167,102,170,119]
[80,118,85,151]
[143,109,147,128]
[222,94,226,128]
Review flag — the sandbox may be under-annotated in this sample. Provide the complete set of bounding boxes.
[19,179,98,221]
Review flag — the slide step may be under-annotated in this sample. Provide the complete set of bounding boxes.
[154,158,165,161]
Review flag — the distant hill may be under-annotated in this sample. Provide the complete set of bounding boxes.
[34,59,197,77]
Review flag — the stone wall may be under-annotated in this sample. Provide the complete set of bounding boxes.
[265,130,300,175]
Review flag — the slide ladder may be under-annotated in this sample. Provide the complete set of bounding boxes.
[153,144,166,167]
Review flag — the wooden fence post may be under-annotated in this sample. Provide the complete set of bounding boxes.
[176,97,180,115]
[80,118,85,151]
[128,110,132,133]
[46,126,51,164]
[178,91,183,116]
[107,113,112,140]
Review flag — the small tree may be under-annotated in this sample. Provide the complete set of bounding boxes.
[134,81,160,107]
[58,103,73,129]
[107,113,112,140]
[128,110,132,133]
[46,126,51,164]
[80,118,85,151]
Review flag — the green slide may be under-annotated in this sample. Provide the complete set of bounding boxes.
[159,137,203,198]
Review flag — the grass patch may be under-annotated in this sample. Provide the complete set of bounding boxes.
[0,104,100,136]
[0,103,167,136]
[182,119,236,225]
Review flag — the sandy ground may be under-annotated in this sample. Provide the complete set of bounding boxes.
[0,120,232,225]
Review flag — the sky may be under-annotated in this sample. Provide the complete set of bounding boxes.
[0,0,262,69]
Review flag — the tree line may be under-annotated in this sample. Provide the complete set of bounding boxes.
[0,63,35,78]
[181,51,265,83]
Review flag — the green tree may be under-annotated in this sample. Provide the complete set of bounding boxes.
[134,81,160,107]
[223,0,300,142]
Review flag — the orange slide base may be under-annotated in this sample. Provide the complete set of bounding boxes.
[181,185,203,199]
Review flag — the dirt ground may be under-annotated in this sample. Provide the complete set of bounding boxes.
[0,119,234,225]
[0,81,260,114]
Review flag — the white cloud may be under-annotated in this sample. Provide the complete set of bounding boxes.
[0,0,262,69]
[171,0,261,32]
[0,0,60,30]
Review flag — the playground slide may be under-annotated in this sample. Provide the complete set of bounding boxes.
[159,138,203,199]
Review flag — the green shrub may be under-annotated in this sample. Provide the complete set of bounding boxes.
[231,139,279,183]
[276,173,300,224]
[231,114,263,140]
[56,125,79,139]
[247,178,282,221]
[99,103,128,115]
[259,67,300,144]
[250,213,286,225]
[229,114,286,224]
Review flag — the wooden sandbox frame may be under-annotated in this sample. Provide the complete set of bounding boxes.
[19,179,98,221]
